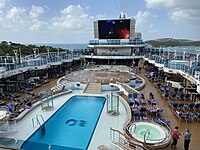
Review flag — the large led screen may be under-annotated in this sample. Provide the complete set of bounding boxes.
[98,19,130,39]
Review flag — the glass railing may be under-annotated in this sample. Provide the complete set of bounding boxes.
[88,41,145,45]
[145,53,200,80]
[0,52,81,75]
[1,50,200,81]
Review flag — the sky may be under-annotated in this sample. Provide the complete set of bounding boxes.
[0,0,199,43]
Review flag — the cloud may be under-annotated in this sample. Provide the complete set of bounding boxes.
[145,0,200,9]
[134,11,158,37]
[0,0,9,9]
[29,5,45,18]
[145,0,175,8]
[145,0,200,27]
[0,3,104,42]
[50,5,95,31]
[134,11,152,26]
[6,6,25,19]
[148,24,157,33]
[30,19,47,32]
[0,4,99,34]
[169,8,200,25]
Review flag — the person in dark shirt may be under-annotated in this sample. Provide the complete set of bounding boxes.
[184,129,192,150]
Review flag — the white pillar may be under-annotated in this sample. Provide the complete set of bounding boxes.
[174,50,176,60]
[19,48,22,66]
[33,48,37,58]
[168,49,169,59]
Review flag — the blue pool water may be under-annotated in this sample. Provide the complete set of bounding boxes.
[21,96,106,150]
[128,77,143,88]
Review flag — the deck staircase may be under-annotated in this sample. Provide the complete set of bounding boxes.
[84,83,101,94]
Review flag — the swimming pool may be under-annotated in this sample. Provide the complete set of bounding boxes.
[21,95,106,150]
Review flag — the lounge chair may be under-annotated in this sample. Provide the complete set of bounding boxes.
[0,100,5,105]
[169,102,179,109]
[194,103,200,111]
[184,94,191,101]
[177,103,185,110]
[186,103,195,110]
[7,103,14,112]
[148,100,157,106]
[185,113,195,123]
[162,93,169,99]
[175,110,188,122]
[178,94,185,101]
[169,93,177,100]
[139,92,145,100]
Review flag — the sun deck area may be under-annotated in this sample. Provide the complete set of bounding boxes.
[0,65,200,150]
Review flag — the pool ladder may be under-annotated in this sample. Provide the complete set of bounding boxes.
[32,114,45,128]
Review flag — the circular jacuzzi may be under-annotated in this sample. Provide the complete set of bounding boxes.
[128,122,167,144]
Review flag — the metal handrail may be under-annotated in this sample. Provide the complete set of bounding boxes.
[110,127,149,150]
[130,123,136,134]
[144,129,150,144]
[32,115,44,128]
[32,118,40,128]
[36,114,45,123]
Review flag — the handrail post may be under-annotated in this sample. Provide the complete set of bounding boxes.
[32,118,35,128]
[144,129,150,144]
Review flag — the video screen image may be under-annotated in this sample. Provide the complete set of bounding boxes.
[98,19,130,39]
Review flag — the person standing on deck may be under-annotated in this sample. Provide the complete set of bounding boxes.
[184,129,192,150]
[171,126,183,149]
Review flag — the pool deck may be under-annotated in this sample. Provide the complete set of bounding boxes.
[6,67,200,150]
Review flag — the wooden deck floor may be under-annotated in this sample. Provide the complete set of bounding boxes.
[138,70,200,150]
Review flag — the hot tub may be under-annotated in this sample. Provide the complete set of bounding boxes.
[129,122,167,144]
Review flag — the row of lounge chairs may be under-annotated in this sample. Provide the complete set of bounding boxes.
[175,110,200,123]
[0,92,20,100]
[5,78,49,93]
[144,67,200,124]
[169,102,200,111]
[144,70,165,82]
[0,98,38,119]
[162,92,191,101]
[154,83,190,100]
[133,116,171,127]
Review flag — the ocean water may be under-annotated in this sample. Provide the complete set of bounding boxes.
[36,43,88,50]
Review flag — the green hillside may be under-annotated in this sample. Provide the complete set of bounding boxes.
[146,38,200,47]
[0,41,67,56]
